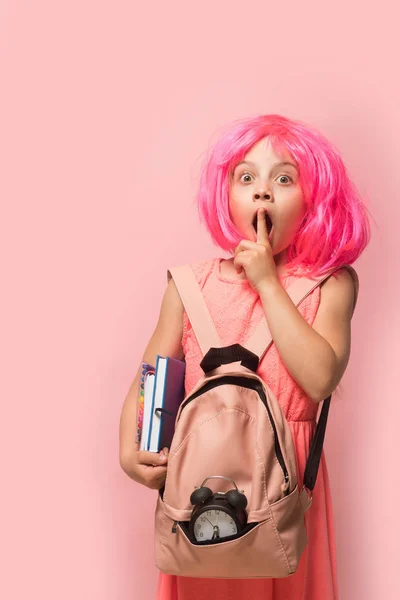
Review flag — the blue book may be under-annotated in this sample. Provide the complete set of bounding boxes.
[147,355,186,453]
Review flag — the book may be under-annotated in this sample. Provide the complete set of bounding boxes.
[136,361,156,445]
[139,371,155,451]
[139,355,186,453]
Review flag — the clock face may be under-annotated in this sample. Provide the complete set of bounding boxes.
[193,508,238,541]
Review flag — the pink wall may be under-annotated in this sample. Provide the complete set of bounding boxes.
[1,1,397,598]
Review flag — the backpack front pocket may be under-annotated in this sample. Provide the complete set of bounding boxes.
[155,492,290,579]
[155,483,308,579]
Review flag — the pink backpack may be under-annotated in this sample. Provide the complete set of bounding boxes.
[155,263,358,579]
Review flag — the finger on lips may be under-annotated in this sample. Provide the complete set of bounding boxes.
[234,208,269,273]
[257,208,268,244]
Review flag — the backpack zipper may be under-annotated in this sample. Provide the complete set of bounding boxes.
[179,376,290,488]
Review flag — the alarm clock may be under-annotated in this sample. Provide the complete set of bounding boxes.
[188,476,248,543]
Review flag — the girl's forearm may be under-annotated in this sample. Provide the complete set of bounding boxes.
[257,279,336,403]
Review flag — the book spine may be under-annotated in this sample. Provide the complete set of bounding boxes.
[147,355,161,451]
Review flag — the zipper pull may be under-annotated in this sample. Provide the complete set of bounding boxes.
[172,521,178,533]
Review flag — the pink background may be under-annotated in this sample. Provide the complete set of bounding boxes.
[1,1,398,598]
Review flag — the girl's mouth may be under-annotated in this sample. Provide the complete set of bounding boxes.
[252,211,273,235]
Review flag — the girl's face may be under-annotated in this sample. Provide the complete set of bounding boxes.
[229,136,306,267]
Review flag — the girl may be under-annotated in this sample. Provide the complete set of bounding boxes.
[119,114,371,599]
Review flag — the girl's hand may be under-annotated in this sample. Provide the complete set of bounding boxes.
[120,446,169,490]
[233,208,279,294]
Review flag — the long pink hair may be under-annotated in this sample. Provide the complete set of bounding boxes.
[196,114,372,279]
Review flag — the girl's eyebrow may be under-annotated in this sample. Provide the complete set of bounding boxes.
[235,160,298,172]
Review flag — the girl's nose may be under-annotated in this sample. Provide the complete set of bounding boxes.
[253,191,271,200]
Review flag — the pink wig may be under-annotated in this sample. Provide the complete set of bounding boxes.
[196,114,372,279]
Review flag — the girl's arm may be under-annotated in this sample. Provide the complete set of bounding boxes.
[119,277,184,485]
[257,268,356,403]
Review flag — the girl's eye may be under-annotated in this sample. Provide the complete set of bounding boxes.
[276,175,292,184]
[239,173,253,183]
[238,173,293,184]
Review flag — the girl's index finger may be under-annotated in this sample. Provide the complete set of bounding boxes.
[257,208,269,245]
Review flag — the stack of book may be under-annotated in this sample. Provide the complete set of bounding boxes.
[136,355,186,453]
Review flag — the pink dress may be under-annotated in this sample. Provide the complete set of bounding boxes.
[156,256,339,600]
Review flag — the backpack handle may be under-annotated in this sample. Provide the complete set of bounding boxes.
[200,343,259,374]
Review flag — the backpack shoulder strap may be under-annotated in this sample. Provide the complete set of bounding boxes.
[167,265,222,356]
[245,264,359,361]
[167,262,359,363]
